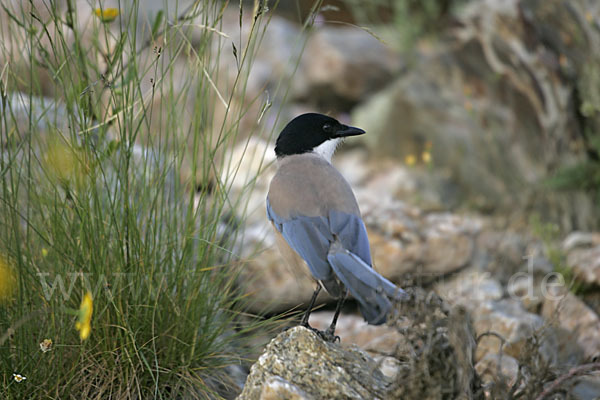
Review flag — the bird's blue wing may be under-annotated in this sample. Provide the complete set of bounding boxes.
[268,198,405,325]
[267,199,334,281]
[267,199,373,280]
[328,210,372,266]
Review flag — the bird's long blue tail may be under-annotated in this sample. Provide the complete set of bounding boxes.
[327,240,406,325]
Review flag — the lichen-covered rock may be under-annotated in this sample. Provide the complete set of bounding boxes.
[239,290,480,400]
[237,326,391,400]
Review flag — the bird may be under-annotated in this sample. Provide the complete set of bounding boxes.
[266,113,406,341]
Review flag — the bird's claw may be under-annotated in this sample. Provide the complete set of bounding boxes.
[299,323,340,343]
[320,328,340,343]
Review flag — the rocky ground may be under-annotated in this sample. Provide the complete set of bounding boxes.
[225,0,600,398]
[3,0,600,398]
[232,141,600,399]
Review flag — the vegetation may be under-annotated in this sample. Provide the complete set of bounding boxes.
[529,214,585,295]
[0,0,305,397]
[344,0,469,50]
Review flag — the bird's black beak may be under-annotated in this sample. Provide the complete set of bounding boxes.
[333,124,365,138]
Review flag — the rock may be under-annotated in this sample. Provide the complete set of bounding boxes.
[386,289,478,399]
[435,270,504,311]
[377,357,402,380]
[353,166,481,281]
[471,299,555,363]
[563,232,600,252]
[0,92,72,148]
[237,326,391,400]
[567,246,600,287]
[236,246,324,314]
[473,229,550,282]
[352,0,600,231]
[308,311,404,356]
[571,373,600,400]
[506,275,546,312]
[222,138,277,228]
[258,376,313,400]
[563,232,600,287]
[542,289,600,361]
[293,27,402,109]
[367,211,479,282]
[582,291,600,319]
[475,353,519,388]
[240,289,481,399]
[217,8,303,103]
[336,151,461,212]
[209,6,404,114]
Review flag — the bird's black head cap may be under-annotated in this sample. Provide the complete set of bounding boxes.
[275,113,365,157]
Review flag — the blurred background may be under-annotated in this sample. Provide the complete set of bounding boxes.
[1,0,600,398]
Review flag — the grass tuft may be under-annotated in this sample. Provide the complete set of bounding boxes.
[0,0,303,397]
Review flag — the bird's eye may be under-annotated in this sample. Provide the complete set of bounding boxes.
[322,123,333,132]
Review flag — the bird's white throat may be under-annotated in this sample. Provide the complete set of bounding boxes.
[313,138,343,163]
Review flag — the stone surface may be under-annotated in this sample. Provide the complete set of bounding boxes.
[308,311,404,356]
[240,290,480,399]
[473,230,551,282]
[435,270,504,311]
[475,353,519,388]
[237,326,391,400]
[0,93,70,147]
[471,299,554,363]
[351,161,482,282]
[293,27,402,109]
[568,246,600,287]
[542,288,600,361]
[352,0,600,231]
[563,232,600,287]
[258,376,313,400]
[563,232,600,252]
[505,275,546,313]
[571,373,600,400]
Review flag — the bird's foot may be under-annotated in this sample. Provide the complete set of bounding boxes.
[300,322,340,343]
[318,328,340,343]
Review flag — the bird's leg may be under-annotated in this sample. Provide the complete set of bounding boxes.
[301,284,321,327]
[323,291,347,342]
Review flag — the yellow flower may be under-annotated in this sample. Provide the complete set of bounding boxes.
[13,373,26,383]
[75,292,93,340]
[404,154,416,166]
[0,254,17,303]
[422,151,432,163]
[40,338,53,353]
[94,7,119,23]
[41,248,49,257]
[44,139,89,187]
[585,12,594,23]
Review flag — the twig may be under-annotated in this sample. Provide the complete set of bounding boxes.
[534,362,600,400]
[476,331,508,389]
